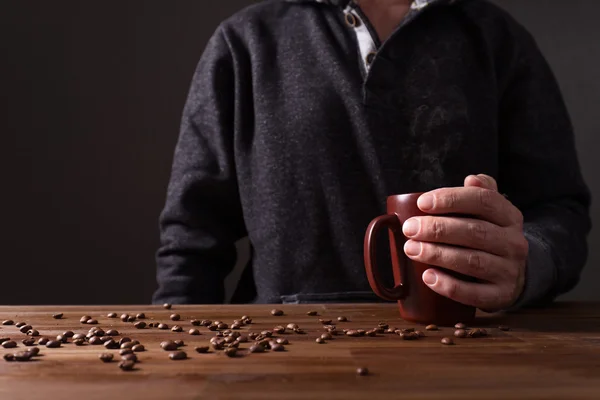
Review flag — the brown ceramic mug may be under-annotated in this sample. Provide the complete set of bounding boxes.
[364,193,476,326]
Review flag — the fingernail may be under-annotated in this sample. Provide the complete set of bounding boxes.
[402,218,420,237]
[404,240,421,256]
[418,194,434,211]
[423,270,437,286]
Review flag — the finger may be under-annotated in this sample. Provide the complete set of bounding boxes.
[464,174,498,191]
[404,240,507,281]
[422,268,509,310]
[417,187,519,227]
[402,216,525,257]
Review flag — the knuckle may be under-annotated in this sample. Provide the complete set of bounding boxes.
[446,281,460,300]
[431,218,445,240]
[478,189,496,213]
[467,252,483,272]
[468,222,487,242]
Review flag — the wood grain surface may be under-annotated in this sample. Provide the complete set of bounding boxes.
[1,303,600,400]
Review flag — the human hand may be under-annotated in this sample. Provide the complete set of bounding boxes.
[402,174,528,311]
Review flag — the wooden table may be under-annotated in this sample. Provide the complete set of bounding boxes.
[1,303,600,399]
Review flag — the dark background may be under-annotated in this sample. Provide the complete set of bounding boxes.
[0,1,598,305]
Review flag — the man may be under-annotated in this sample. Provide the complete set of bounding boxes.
[153,0,591,311]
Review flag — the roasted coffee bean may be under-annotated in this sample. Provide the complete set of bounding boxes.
[224,336,236,344]
[174,340,184,347]
[261,331,273,338]
[158,323,169,330]
[22,338,36,346]
[357,330,366,336]
[190,319,201,326]
[72,333,85,341]
[480,328,488,336]
[118,337,131,346]
[441,337,455,345]
[19,325,33,333]
[366,330,377,337]
[378,322,389,329]
[15,322,26,328]
[306,310,318,316]
[86,319,98,325]
[74,339,85,346]
[163,303,172,309]
[136,313,145,319]
[271,343,285,352]
[200,319,212,327]
[243,318,252,324]
[294,328,305,334]
[318,319,332,325]
[454,329,467,338]
[134,321,146,329]
[222,347,236,357]
[214,332,224,338]
[27,330,39,337]
[195,346,209,354]
[226,342,240,349]
[2,340,17,348]
[208,324,218,331]
[230,323,241,330]
[248,344,265,353]
[99,353,114,363]
[337,316,347,322]
[119,360,135,371]
[161,341,178,351]
[27,347,40,356]
[169,314,180,321]
[498,325,511,331]
[169,351,187,360]
[80,316,90,324]
[52,313,63,319]
[3,353,15,362]
[229,331,241,339]
[217,323,228,330]
[321,333,333,340]
[283,324,296,331]
[121,353,138,362]
[248,332,259,340]
[171,325,183,333]
[93,329,105,337]
[100,336,112,343]
[425,324,438,331]
[120,314,129,322]
[46,340,61,348]
[375,327,385,334]
[399,328,415,334]
[211,342,224,351]
[2,320,14,325]
[60,331,74,338]
[186,328,200,336]
[357,367,369,376]
[89,337,103,345]
[468,329,482,338]
[275,338,288,345]
[455,323,467,330]
[119,349,133,356]
[270,309,284,316]
[37,338,49,346]
[13,351,33,362]
[120,342,135,350]
[399,332,419,340]
[315,338,325,344]
[107,312,117,318]
[86,333,96,340]
[104,329,117,337]
[104,340,119,349]
[345,330,360,337]
[237,335,249,343]
[415,330,426,338]
[384,328,396,334]
[273,326,285,334]
[0,337,11,343]
[127,315,136,323]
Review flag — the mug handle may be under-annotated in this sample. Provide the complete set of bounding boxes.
[364,214,406,301]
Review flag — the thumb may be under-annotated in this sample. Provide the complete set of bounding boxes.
[464,174,498,191]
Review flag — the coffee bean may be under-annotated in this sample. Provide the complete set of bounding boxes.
[226,341,239,349]
[315,338,325,344]
[224,336,236,344]
[59,331,73,339]
[15,322,26,328]
[378,322,389,329]
[321,333,333,340]
[86,319,98,325]
[374,327,385,334]
[134,321,146,329]
[211,342,224,351]
[171,325,183,333]
[234,336,247,344]
[89,337,103,345]
[79,316,90,324]
[27,347,40,356]
[366,330,377,337]
[275,338,288,345]
[480,328,488,336]
[169,351,187,360]
[337,316,347,322]
[136,313,145,319]
[118,349,132,356]
[293,328,305,334]
[121,354,138,362]
[158,323,169,330]
[400,328,415,334]
[208,324,218,331]
[93,329,105,337]
[248,332,259,340]
[46,340,61,348]
[107,312,117,318]
[119,360,135,371]
[425,324,438,331]
[70,334,84,341]
[199,319,211,327]
[99,353,114,363]
[260,331,273,338]
[195,346,209,354]
[120,342,134,350]
[455,323,467,330]
[120,314,129,322]
[2,320,14,325]
[27,330,39,337]
[104,340,119,349]
[441,337,455,345]
[19,325,32,333]
[2,340,17,348]
[318,319,332,325]
[174,340,184,347]
[248,344,265,353]
[161,341,178,351]
[56,335,68,343]
[271,343,285,352]
[345,330,360,337]
[37,338,49,346]
[270,309,284,316]
[13,351,33,362]
[357,367,369,376]
[498,325,510,331]
[272,326,285,334]
[468,329,482,338]
[118,338,131,346]
[217,323,228,330]
[127,315,136,323]
[415,330,426,338]
[22,338,36,346]
[454,329,467,338]
[221,347,236,357]
[189,319,201,327]
[231,323,243,330]
[52,313,63,319]
[399,332,419,340]
[74,339,85,346]
[163,303,172,309]
[214,332,224,338]
[384,328,396,334]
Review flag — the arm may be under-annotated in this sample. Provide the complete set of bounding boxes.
[498,27,591,308]
[153,27,246,305]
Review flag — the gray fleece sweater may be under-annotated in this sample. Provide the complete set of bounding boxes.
[153,0,591,307]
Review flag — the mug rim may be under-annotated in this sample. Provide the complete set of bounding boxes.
[386,192,425,201]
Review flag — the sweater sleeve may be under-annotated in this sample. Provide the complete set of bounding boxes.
[498,27,592,309]
[153,26,246,305]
